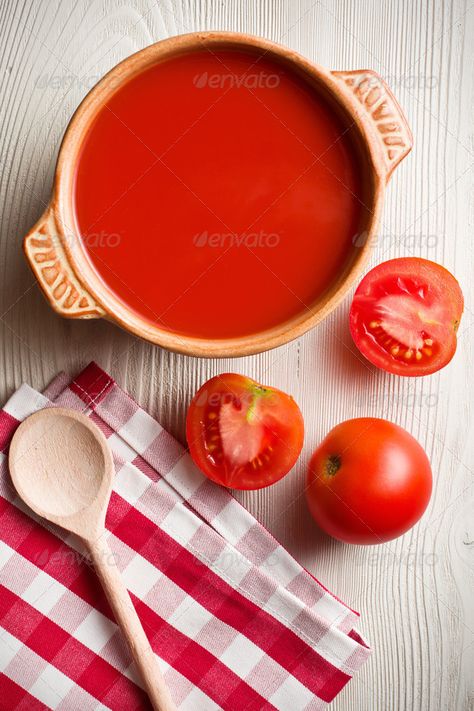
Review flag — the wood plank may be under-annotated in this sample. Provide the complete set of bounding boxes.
[0,1,473,708]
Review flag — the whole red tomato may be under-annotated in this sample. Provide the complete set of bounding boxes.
[306,418,432,544]
[187,373,304,490]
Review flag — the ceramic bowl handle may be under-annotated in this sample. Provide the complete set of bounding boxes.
[332,70,413,180]
[23,206,105,319]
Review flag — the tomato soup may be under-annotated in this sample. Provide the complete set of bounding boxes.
[73,48,366,339]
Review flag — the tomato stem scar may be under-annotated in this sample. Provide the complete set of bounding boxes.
[325,455,341,477]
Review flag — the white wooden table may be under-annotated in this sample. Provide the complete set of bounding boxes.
[1,1,473,709]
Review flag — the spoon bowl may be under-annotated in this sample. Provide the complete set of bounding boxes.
[9,408,113,534]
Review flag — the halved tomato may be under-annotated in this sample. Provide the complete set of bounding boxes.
[349,258,463,376]
[186,374,304,490]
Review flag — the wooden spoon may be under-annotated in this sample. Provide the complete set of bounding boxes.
[8,407,176,711]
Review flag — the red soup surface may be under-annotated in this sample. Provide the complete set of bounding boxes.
[73,48,367,339]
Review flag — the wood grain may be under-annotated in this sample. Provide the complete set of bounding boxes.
[1,1,473,709]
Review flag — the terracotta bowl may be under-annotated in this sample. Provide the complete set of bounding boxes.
[24,31,412,357]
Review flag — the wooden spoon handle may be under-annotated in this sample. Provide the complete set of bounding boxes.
[87,535,176,711]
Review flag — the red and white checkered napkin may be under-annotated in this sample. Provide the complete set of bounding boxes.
[0,363,370,710]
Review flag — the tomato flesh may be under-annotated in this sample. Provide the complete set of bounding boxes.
[186,374,304,490]
[350,258,463,376]
[306,418,433,544]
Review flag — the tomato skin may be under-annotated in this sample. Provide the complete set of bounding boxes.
[306,418,432,544]
[186,374,304,490]
[350,257,464,376]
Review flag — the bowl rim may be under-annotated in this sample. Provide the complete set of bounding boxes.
[52,30,386,357]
